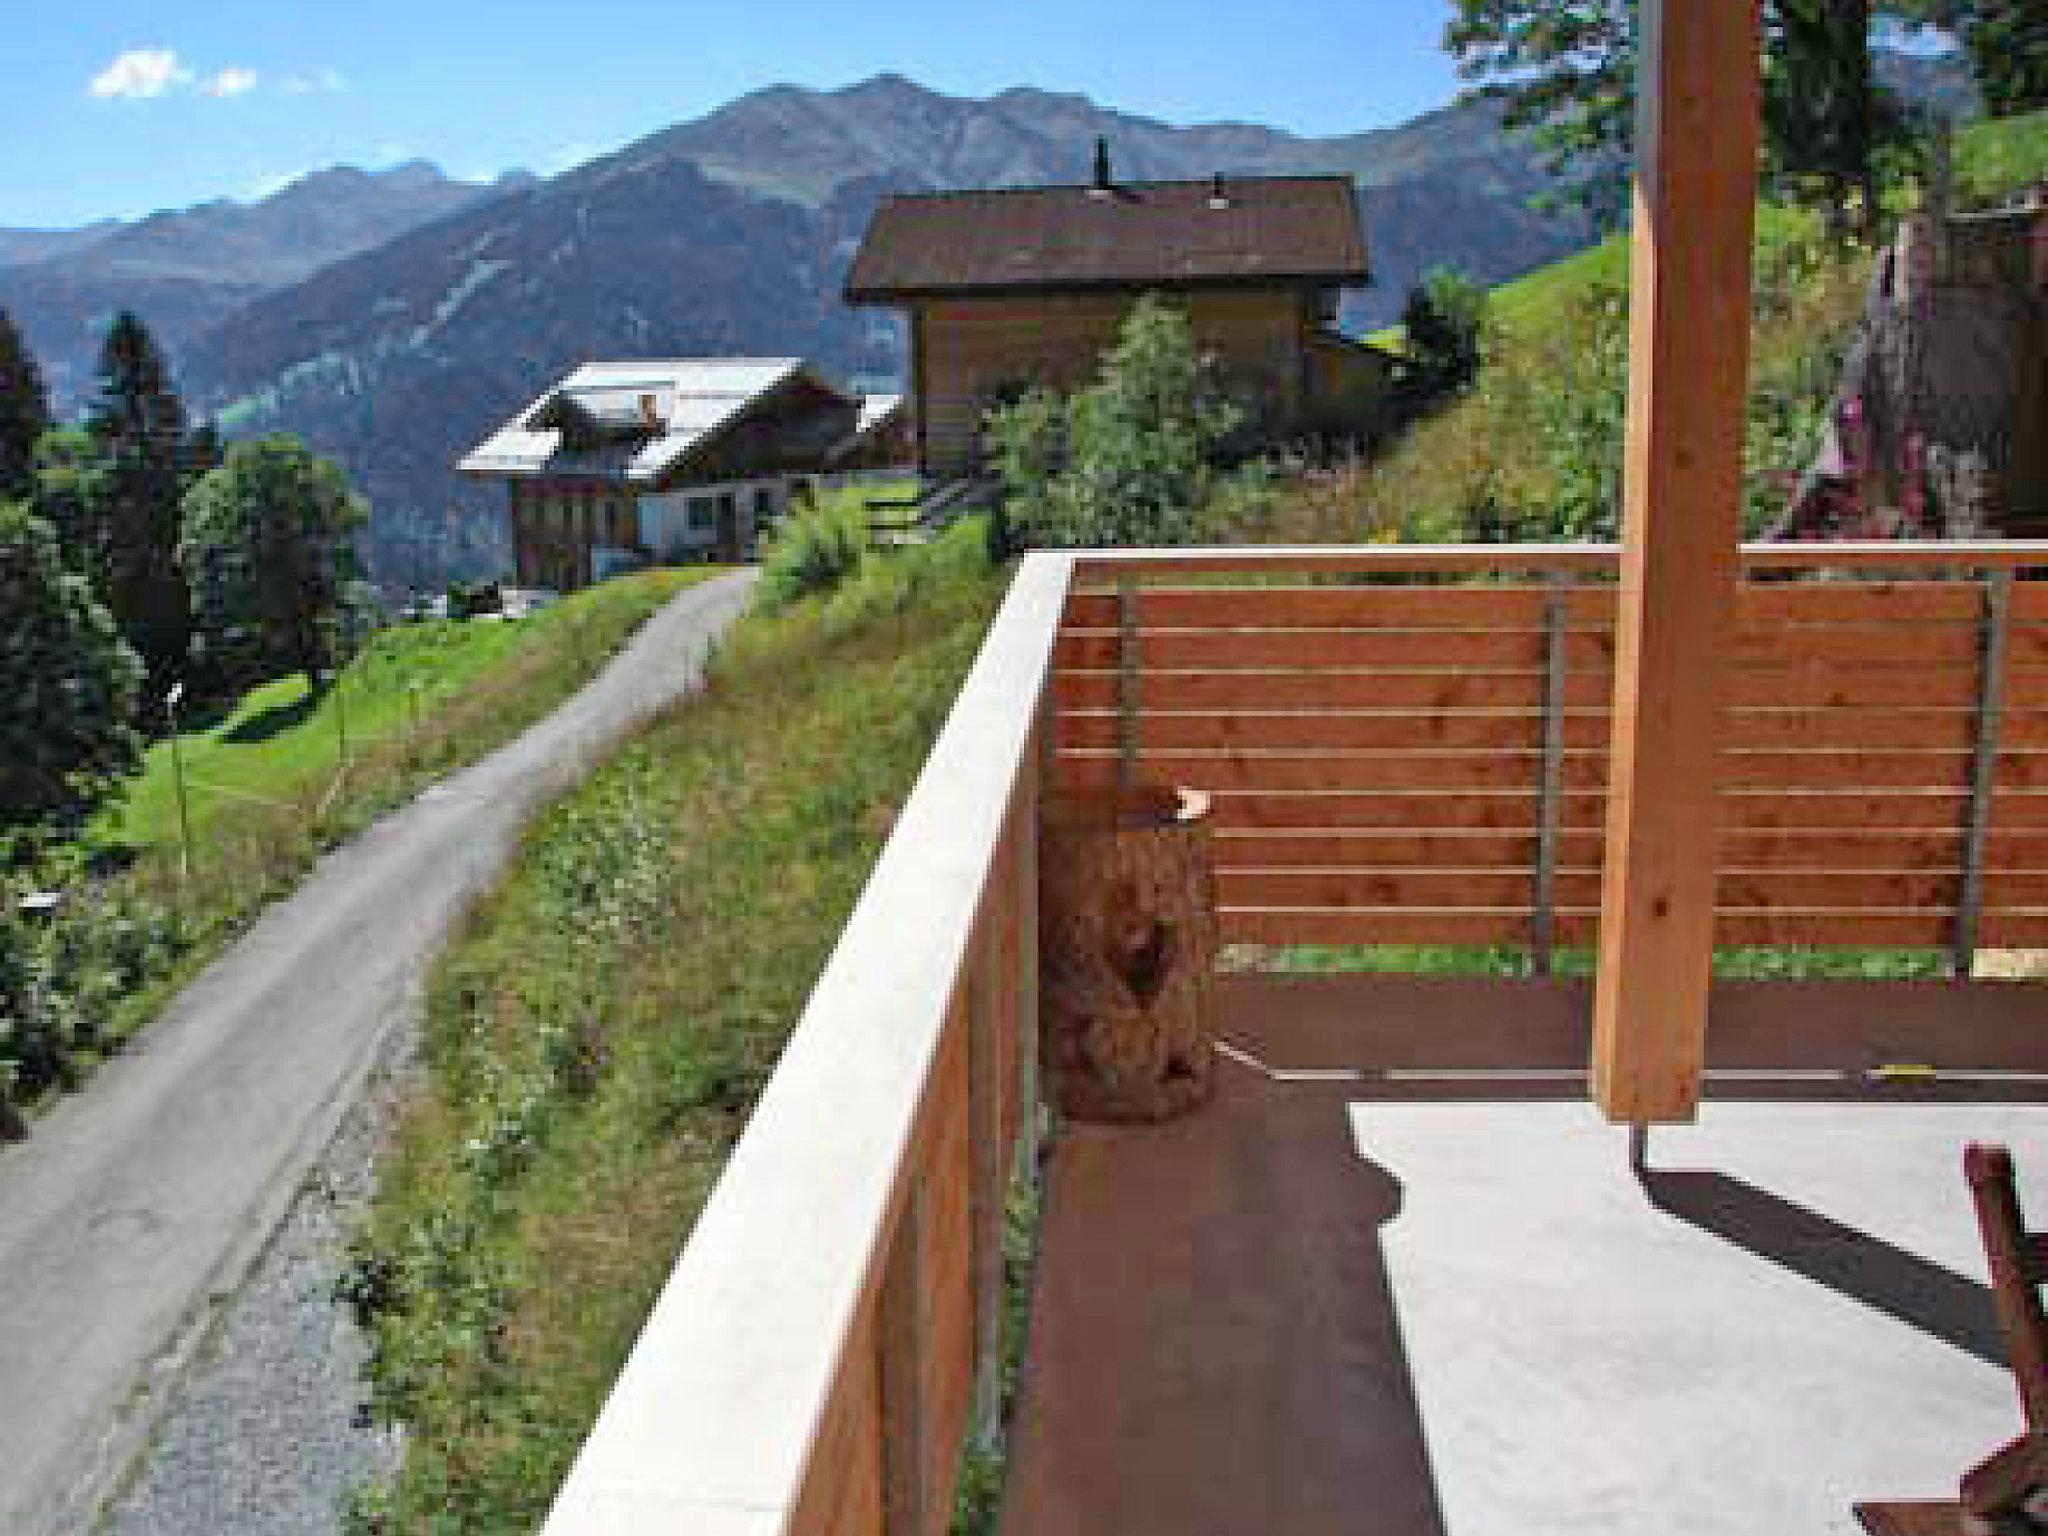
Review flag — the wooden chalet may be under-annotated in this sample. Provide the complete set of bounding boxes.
[845,147,1390,478]
[459,359,903,589]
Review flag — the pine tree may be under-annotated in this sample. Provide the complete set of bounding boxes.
[0,306,50,504]
[87,311,191,701]
[32,426,112,594]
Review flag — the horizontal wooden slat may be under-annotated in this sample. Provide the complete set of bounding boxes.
[1051,784,2048,834]
[1221,907,1554,946]
[1061,585,1615,631]
[1055,629,1597,671]
[1220,868,1585,910]
[1203,790,1586,831]
[1216,867,2048,912]
[1065,579,2031,634]
[1071,541,2048,582]
[1214,830,1555,868]
[1059,706,2048,754]
[1053,670,1590,713]
[1057,749,1584,793]
[1220,907,2048,948]
[1052,664,2048,714]
[1213,827,2048,875]
[1061,710,1553,753]
[1060,624,2034,670]
[1738,582,1989,625]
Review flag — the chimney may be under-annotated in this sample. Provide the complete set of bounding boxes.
[1208,171,1231,210]
[639,392,660,431]
[1088,136,1113,199]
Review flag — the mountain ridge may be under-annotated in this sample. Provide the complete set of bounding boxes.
[0,162,517,408]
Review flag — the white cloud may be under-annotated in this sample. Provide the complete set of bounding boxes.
[89,48,193,99]
[202,67,259,98]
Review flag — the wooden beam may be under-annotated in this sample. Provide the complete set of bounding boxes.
[1591,0,1760,1125]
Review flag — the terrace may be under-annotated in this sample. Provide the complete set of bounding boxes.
[534,6,2045,1534]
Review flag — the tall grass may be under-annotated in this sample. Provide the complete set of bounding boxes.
[340,524,1005,1530]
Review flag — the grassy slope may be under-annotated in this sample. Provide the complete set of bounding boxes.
[1278,113,2044,550]
[13,569,714,1105]
[342,528,1004,1531]
[103,571,707,856]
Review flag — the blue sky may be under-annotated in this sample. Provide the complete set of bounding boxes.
[3,1,1468,228]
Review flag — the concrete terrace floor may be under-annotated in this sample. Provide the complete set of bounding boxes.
[999,974,2048,1536]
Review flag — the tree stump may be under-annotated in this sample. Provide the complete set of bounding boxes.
[1039,784,1218,1123]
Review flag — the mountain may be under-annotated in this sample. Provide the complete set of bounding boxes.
[0,163,516,409]
[0,223,121,268]
[184,76,1599,589]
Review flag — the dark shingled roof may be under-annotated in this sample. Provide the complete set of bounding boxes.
[844,174,1368,301]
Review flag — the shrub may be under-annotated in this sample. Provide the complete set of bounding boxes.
[755,492,869,609]
[985,295,1242,549]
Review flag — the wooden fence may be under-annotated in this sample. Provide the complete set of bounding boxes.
[1056,544,2048,964]
[540,541,2048,1536]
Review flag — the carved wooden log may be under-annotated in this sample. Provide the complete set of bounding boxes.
[1039,784,1218,1123]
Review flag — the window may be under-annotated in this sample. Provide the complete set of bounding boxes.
[687,495,719,533]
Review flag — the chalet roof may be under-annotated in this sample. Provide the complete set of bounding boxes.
[855,393,903,435]
[844,174,1369,302]
[459,358,842,483]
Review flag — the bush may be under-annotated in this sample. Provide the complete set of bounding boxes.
[754,492,869,610]
[444,579,502,620]
[984,295,1242,549]
[1396,265,1489,410]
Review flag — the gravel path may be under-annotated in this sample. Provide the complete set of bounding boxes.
[0,571,755,1536]
[100,1033,413,1535]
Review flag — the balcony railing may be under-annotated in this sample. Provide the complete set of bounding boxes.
[540,541,2048,1536]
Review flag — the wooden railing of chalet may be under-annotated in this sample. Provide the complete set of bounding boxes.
[1056,543,2048,969]
[540,540,2048,1536]
[540,553,1067,1536]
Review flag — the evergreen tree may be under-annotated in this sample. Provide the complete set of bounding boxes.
[0,307,50,504]
[1765,0,1912,237]
[87,311,191,701]
[33,427,112,594]
[1446,0,1917,234]
[180,437,369,690]
[0,501,143,853]
[1398,266,1490,408]
[1891,1,2046,116]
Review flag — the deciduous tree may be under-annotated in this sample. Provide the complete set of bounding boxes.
[0,502,142,854]
[180,436,369,690]
[1891,0,2046,115]
[1446,0,1917,236]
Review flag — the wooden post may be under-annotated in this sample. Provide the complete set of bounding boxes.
[878,1175,927,1536]
[967,880,1005,1448]
[1591,0,1759,1125]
